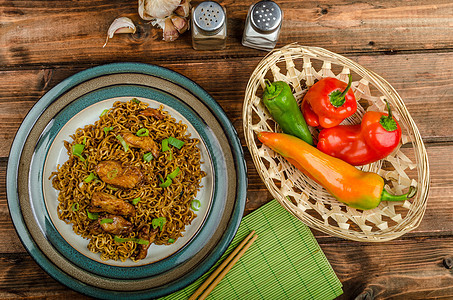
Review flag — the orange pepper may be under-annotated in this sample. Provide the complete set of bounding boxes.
[257,131,416,210]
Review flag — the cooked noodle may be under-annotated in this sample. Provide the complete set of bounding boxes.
[50,99,206,262]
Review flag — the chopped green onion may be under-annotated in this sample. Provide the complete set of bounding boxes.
[106,184,118,191]
[136,128,149,137]
[168,167,181,180]
[159,177,172,188]
[103,126,113,135]
[86,209,99,220]
[83,137,87,145]
[168,238,175,244]
[161,139,170,152]
[151,217,167,231]
[114,236,129,243]
[107,168,118,179]
[72,144,86,161]
[71,203,79,211]
[116,135,129,152]
[114,236,149,245]
[168,137,185,149]
[84,172,97,183]
[100,109,109,117]
[132,98,140,104]
[143,152,153,162]
[132,197,141,205]
[169,149,173,161]
[136,238,149,245]
[100,218,114,224]
[191,199,201,211]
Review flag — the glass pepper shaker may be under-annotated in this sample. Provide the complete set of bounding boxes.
[242,0,283,51]
[191,1,227,50]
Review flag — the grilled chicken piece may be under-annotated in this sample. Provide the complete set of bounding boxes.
[90,191,136,216]
[136,225,158,260]
[139,107,165,120]
[99,215,133,235]
[96,160,142,189]
[87,220,103,235]
[119,131,160,159]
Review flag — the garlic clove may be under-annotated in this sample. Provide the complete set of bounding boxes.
[138,0,181,20]
[171,15,188,34]
[103,17,136,48]
[175,0,191,18]
[163,17,179,42]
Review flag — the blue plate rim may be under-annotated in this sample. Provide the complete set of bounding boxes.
[33,86,221,279]
[6,62,247,299]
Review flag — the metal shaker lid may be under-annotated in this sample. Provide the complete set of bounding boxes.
[193,1,225,35]
[250,0,282,33]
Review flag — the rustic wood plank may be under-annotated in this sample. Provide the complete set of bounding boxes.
[0,253,92,299]
[322,237,453,299]
[1,236,453,299]
[1,0,452,67]
[0,51,452,157]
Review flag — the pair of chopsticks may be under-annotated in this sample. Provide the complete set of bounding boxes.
[189,230,258,300]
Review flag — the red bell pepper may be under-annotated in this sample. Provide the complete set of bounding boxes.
[301,74,357,128]
[317,101,402,166]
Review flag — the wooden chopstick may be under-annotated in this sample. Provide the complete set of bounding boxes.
[189,230,258,300]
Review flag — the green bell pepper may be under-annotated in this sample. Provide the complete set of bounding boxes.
[263,80,313,145]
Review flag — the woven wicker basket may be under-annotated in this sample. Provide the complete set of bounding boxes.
[243,44,430,242]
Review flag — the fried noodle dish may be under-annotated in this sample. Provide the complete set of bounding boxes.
[50,99,206,262]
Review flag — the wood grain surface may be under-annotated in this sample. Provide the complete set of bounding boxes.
[1,0,452,299]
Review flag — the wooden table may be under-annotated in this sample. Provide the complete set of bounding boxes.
[1,0,452,299]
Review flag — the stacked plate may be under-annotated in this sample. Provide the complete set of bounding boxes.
[7,63,247,299]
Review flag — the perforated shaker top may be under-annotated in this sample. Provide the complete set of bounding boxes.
[193,1,225,34]
[250,1,282,33]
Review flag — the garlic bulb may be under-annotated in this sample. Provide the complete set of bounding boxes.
[103,17,136,48]
[138,0,180,20]
[139,0,192,42]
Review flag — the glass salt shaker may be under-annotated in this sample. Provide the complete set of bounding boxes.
[191,1,227,50]
[242,0,283,51]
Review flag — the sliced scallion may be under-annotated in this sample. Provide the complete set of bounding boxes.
[84,172,97,183]
[136,238,150,245]
[86,209,99,220]
[100,109,109,117]
[72,144,86,161]
[71,203,80,211]
[161,139,170,152]
[114,236,149,245]
[168,137,185,149]
[132,197,141,205]
[168,167,181,180]
[143,152,153,162]
[100,218,114,224]
[114,236,129,243]
[151,217,167,231]
[132,98,140,104]
[106,184,118,191]
[107,168,118,179]
[136,128,149,137]
[116,135,129,152]
[168,238,175,244]
[191,199,201,211]
[103,126,113,135]
[159,177,172,188]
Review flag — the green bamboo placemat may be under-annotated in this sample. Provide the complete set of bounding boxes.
[164,200,343,299]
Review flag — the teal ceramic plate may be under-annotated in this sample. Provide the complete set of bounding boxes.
[7,63,247,299]
[41,95,214,272]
